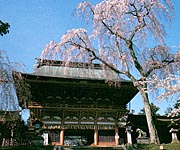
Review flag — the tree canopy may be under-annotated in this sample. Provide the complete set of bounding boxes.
[138,102,160,116]
[0,20,10,36]
[165,99,180,117]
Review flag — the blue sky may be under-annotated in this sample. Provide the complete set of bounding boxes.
[0,0,179,114]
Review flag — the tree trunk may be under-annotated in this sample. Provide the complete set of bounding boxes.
[139,89,160,144]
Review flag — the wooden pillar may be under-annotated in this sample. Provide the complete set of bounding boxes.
[115,128,119,145]
[94,128,98,146]
[60,129,65,145]
[10,128,14,146]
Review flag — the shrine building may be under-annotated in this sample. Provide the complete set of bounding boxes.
[17,59,138,146]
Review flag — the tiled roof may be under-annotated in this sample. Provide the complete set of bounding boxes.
[34,59,122,80]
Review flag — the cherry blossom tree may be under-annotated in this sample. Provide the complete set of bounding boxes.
[0,50,31,119]
[0,51,20,112]
[0,50,32,146]
[148,48,180,116]
[149,69,180,100]
[40,0,177,144]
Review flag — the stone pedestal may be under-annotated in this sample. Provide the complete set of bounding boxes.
[137,137,150,144]
[136,128,149,144]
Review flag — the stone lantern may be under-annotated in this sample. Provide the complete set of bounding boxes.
[32,119,44,146]
[168,119,179,143]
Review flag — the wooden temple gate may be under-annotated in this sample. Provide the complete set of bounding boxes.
[17,59,138,146]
